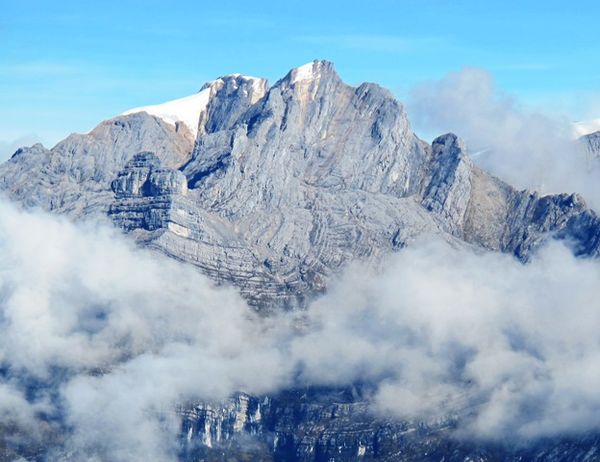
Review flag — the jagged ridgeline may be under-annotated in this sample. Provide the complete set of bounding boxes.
[2,61,600,461]
[2,60,599,310]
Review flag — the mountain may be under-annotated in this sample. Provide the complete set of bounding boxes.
[2,60,600,461]
[2,60,599,310]
[583,130,600,160]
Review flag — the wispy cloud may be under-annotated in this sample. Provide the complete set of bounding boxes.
[489,62,554,71]
[294,34,445,53]
[0,61,83,77]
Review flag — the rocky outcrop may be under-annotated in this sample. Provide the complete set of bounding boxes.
[582,131,600,159]
[108,152,189,232]
[179,389,455,462]
[420,134,473,234]
[179,389,600,462]
[0,113,194,217]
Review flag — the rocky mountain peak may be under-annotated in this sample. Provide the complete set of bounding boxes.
[275,60,341,104]
[431,132,466,156]
[1,60,600,308]
[2,60,600,462]
[121,74,268,141]
[198,74,268,135]
[280,60,338,85]
[200,73,267,94]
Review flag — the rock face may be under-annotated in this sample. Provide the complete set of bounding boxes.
[2,60,600,460]
[0,113,194,217]
[108,152,189,232]
[179,389,600,462]
[3,60,598,308]
[180,389,442,462]
[583,130,600,159]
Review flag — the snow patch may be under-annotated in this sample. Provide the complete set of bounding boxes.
[122,88,211,138]
[121,74,265,137]
[358,445,366,457]
[574,119,600,137]
[290,61,318,84]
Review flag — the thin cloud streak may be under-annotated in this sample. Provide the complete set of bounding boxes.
[294,34,446,53]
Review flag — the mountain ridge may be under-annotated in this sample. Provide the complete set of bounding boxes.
[1,60,599,309]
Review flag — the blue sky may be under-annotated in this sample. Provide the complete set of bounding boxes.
[1,0,599,155]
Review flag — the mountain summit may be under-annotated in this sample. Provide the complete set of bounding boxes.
[2,60,600,308]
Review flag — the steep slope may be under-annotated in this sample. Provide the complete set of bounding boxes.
[0,113,193,217]
[1,61,599,309]
[179,389,600,462]
[582,130,600,159]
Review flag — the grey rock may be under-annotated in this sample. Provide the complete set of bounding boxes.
[111,152,188,199]
[0,113,193,217]
[3,61,598,309]
[420,133,473,234]
[180,388,600,462]
[582,130,600,159]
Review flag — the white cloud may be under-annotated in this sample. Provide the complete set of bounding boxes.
[407,68,600,210]
[294,240,600,440]
[1,163,600,457]
[0,200,290,460]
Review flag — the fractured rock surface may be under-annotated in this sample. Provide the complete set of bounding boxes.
[3,61,598,308]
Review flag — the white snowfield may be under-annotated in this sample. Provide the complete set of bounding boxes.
[121,74,262,137]
[290,61,319,84]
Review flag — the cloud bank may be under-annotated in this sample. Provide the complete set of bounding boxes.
[1,197,600,459]
[407,68,600,210]
[0,200,289,461]
[300,241,600,440]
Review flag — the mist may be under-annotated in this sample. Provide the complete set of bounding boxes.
[0,200,291,461]
[298,240,600,440]
[407,68,600,210]
[1,197,600,459]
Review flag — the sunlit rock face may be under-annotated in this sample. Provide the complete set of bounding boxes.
[3,60,598,309]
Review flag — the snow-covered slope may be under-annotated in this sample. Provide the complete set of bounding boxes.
[122,74,264,138]
[289,61,319,84]
[122,89,211,137]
